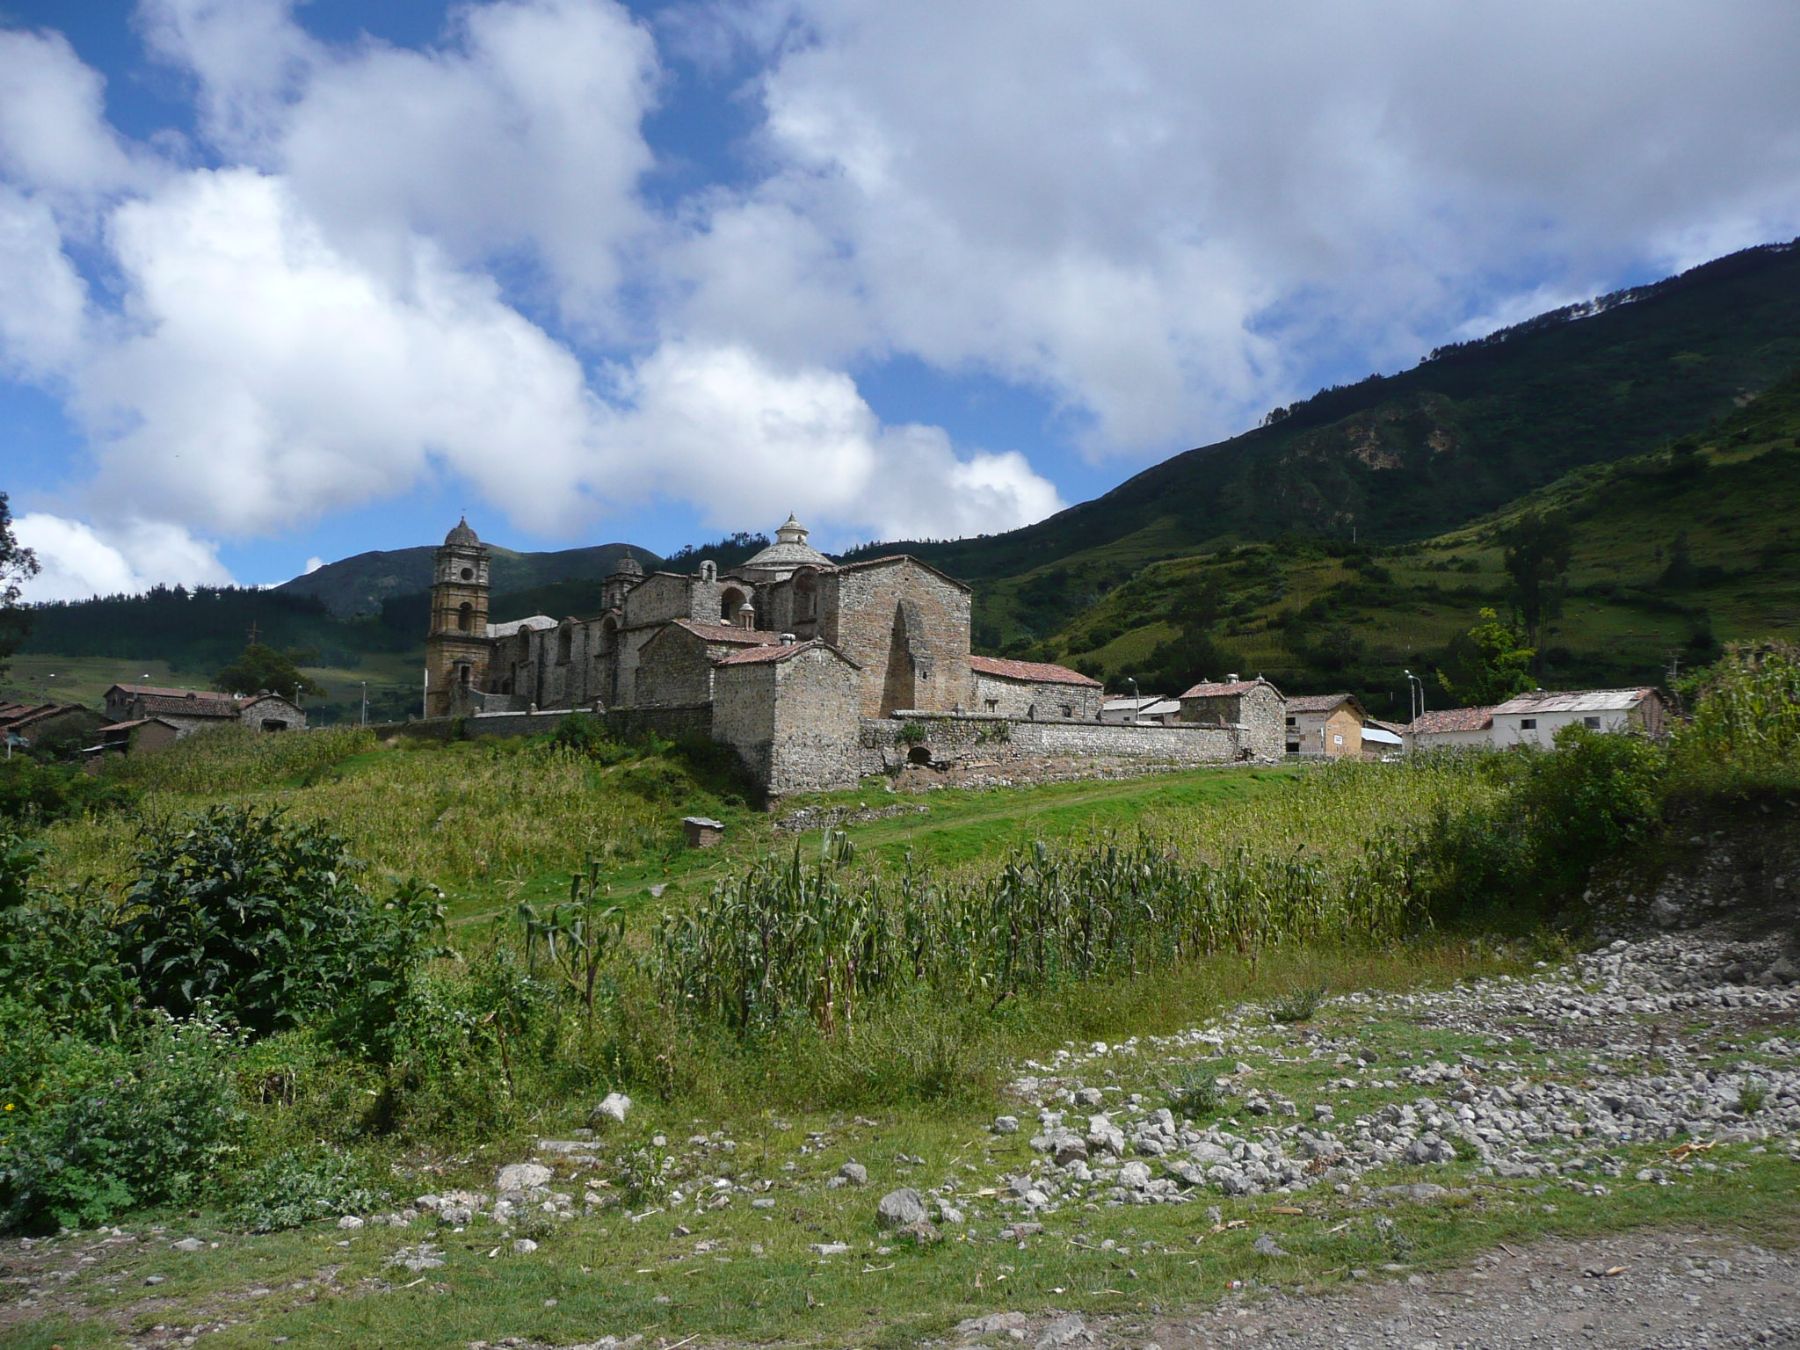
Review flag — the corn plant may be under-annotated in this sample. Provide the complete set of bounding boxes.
[518,857,625,1018]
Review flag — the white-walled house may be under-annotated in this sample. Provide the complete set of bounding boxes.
[1407,687,1667,752]
[1487,688,1667,748]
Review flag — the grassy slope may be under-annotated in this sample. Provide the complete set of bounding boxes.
[1041,376,1800,719]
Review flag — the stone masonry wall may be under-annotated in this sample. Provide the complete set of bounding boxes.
[768,646,863,795]
[709,661,777,788]
[634,628,716,706]
[822,559,971,718]
[859,713,1242,781]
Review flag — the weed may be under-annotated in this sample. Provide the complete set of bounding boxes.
[1736,1083,1768,1115]
[1270,982,1329,1023]
[1164,1061,1230,1119]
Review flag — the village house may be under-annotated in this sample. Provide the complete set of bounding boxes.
[1488,687,1668,748]
[968,655,1104,720]
[1176,676,1287,762]
[1282,692,1370,758]
[0,700,104,755]
[1406,687,1667,752]
[102,684,308,738]
[1099,695,1182,725]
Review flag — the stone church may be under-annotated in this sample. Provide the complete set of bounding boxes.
[422,516,1274,794]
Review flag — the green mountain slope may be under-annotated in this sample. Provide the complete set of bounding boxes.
[279,540,660,618]
[848,240,1800,647]
[1044,370,1800,720]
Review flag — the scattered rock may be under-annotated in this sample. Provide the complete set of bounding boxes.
[592,1092,632,1127]
[876,1187,929,1229]
[839,1161,869,1187]
[1253,1233,1290,1257]
[496,1162,553,1193]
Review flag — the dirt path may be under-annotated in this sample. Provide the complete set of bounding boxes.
[958,1228,1800,1349]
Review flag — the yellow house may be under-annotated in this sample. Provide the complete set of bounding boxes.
[1283,693,1370,758]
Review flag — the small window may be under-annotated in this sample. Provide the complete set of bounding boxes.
[1285,716,1296,727]
[1061,704,1074,718]
[984,698,999,712]
[1520,717,1537,730]
[460,566,474,581]
[1332,733,1343,746]
[1583,715,1601,729]
[1286,741,1301,755]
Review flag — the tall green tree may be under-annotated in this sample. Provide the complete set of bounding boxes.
[0,492,39,678]
[213,642,326,701]
[1438,607,1536,706]
[1499,511,1573,652]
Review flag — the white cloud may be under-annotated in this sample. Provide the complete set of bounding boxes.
[0,186,87,378]
[597,342,1063,538]
[143,0,660,326]
[665,0,1800,456]
[303,555,324,574]
[0,26,147,200]
[14,512,230,602]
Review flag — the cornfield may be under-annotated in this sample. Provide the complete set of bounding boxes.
[651,808,1434,1036]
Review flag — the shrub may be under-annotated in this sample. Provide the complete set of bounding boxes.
[115,806,445,1049]
[0,1012,243,1233]
[1519,725,1666,878]
[1164,1061,1229,1119]
[0,759,134,827]
[0,828,134,1039]
[898,720,929,746]
[1672,642,1800,794]
[229,1146,390,1233]
[1269,982,1329,1023]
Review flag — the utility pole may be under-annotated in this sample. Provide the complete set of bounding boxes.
[360,680,368,726]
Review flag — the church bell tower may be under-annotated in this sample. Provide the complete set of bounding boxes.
[424,517,491,717]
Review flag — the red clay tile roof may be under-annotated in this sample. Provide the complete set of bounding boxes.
[99,717,179,732]
[1408,706,1494,735]
[108,683,213,699]
[714,640,856,668]
[1285,692,1359,715]
[1178,678,1279,700]
[969,654,1102,688]
[671,619,785,646]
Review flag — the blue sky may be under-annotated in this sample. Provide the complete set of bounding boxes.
[3,1,1799,599]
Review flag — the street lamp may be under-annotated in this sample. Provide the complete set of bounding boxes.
[1125,675,1139,725]
[1403,669,1424,723]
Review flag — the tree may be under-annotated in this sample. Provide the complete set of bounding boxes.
[1437,608,1535,707]
[1499,511,1572,652]
[213,642,326,700]
[0,492,39,678]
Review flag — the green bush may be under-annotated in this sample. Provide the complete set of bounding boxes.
[0,1012,243,1233]
[1519,725,1666,881]
[0,828,134,1039]
[115,806,446,1049]
[1673,642,1800,794]
[228,1146,390,1233]
[0,758,134,827]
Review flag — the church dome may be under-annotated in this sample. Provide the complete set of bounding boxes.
[444,517,480,548]
[740,514,832,576]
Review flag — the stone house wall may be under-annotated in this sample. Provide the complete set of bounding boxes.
[819,558,971,717]
[971,672,1102,721]
[767,646,863,794]
[238,697,307,732]
[709,660,779,788]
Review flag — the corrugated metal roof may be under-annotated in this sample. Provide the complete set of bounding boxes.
[1491,687,1655,716]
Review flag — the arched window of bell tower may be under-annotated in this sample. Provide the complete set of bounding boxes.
[457,602,473,633]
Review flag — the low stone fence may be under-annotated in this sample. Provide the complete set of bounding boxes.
[374,703,713,745]
[858,711,1247,784]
